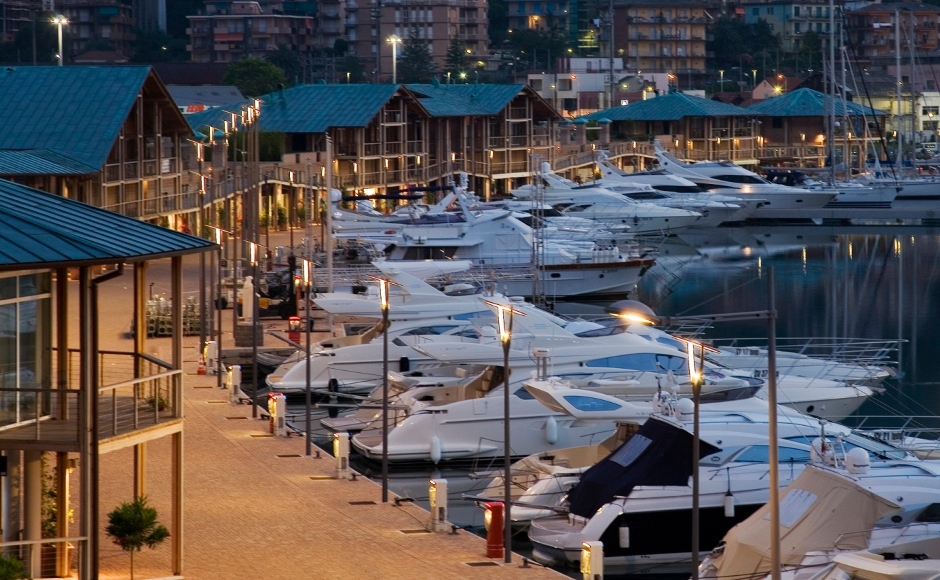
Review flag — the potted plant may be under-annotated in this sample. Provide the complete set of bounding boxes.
[0,553,26,580]
[105,496,169,580]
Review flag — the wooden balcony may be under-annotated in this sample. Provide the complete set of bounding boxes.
[0,351,182,454]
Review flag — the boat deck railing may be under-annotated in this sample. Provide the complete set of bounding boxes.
[706,337,904,368]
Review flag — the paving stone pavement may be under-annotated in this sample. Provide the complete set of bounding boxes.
[87,243,567,580]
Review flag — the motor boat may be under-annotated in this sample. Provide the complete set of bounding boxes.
[765,168,898,208]
[332,181,656,300]
[594,152,767,225]
[511,164,704,234]
[414,300,876,422]
[527,411,929,575]
[474,380,821,527]
[652,141,836,214]
[700,464,940,580]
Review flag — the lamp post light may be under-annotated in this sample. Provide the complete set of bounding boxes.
[52,16,67,66]
[752,69,758,88]
[719,69,724,92]
[388,35,401,84]
[209,226,229,387]
[303,258,313,456]
[248,241,260,417]
[686,339,705,580]
[377,277,391,503]
[485,300,525,564]
[613,267,779,580]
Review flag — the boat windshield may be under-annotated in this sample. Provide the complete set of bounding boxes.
[785,432,911,460]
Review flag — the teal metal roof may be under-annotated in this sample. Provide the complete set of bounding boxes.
[186,84,403,134]
[0,66,156,174]
[0,179,214,270]
[580,92,757,122]
[406,84,527,117]
[0,150,98,175]
[747,88,886,117]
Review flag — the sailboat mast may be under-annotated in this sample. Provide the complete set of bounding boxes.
[896,8,903,168]
[829,0,836,182]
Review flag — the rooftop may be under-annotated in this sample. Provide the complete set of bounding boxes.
[0,179,214,270]
[579,91,756,122]
[747,87,886,117]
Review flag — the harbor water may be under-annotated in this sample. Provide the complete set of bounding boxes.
[288,223,940,577]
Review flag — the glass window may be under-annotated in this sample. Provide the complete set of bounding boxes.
[610,433,652,466]
[734,445,811,463]
[562,395,623,412]
[0,278,14,300]
[514,386,535,400]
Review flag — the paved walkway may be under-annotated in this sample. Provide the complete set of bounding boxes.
[90,238,566,579]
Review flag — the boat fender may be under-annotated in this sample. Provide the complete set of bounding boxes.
[723,492,735,518]
[430,435,442,464]
[399,356,410,372]
[546,415,558,445]
[328,378,339,393]
[619,526,630,548]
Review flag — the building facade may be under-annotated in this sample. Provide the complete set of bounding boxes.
[845,2,940,65]
[348,0,488,80]
[57,0,137,59]
[741,0,834,53]
[612,0,708,77]
[186,0,316,63]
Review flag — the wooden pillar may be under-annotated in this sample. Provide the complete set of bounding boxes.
[55,267,71,576]
[23,450,41,577]
[78,266,98,579]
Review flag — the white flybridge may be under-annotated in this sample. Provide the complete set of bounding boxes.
[593,152,766,225]
[511,162,705,234]
[651,141,837,214]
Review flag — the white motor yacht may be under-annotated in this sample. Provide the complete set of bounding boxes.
[332,187,655,299]
[527,414,931,575]
[700,463,940,580]
[511,164,704,234]
[594,152,767,225]
[652,142,836,214]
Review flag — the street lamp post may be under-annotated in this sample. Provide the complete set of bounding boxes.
[614,267,779,580]
[719,69,724,92]
[52,16,67,66]
[388,35,401,84]
[378,278,391,502]
[497,304,514,564]
[752,69,758,88]
[688,339,705,580]
[303,259,313,456]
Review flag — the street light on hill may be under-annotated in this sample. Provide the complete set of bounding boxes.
[52,16,68,66]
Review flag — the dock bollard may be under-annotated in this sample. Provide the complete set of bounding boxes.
[484,502,504,559]
[333,432,351,480]
[204,341,218,375]
[581,541,604,579]
[228,365,242,402]
[268,392,287,436]
[428,479,448,532]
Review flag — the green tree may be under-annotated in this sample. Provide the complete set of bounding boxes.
[105,496,169,580]
[130,28,188,62]
[222,57,287,98]
[13,19,57,64]
[396,28,437,83]
[488,0,509,46]
[444,37,468,78]
[340,55,367,82]
[708,17,779,74]
[265,45,304,85]
[798,30,822,74]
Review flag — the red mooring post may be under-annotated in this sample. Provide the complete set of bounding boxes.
[485,502,505,559]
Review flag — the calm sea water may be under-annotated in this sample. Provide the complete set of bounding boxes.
[294,223,940,576]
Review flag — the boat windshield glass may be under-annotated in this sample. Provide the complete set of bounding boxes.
[714,174,768,185]
[562,395,624,412]
[785,432,910,460]
[585,353,687,373]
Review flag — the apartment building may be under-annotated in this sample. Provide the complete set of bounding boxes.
[612,0,708,77]
[57,0,137,59]
[741,0,834,53]
[845,2,940,65]
[348,0,487,79]
[186,0,316,63]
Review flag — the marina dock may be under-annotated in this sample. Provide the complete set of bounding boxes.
[90,254,563,579]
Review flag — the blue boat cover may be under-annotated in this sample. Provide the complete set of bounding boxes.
[567,416,721,518]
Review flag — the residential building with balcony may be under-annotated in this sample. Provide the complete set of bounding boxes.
[528,58,626,115]
[741,0,835,53]
[612,0,708,78]
[0,0,33,43]
[185,82,559,201]
[57,0,137,60]
[186,0,316,63]
[846,2,940,66]
[0,66,199,231]
[348,0,487,80]
[579,91,763,164]
[0,180,213,579]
